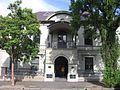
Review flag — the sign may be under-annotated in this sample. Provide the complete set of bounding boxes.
[46,74,53,78]
[70,75,76,79]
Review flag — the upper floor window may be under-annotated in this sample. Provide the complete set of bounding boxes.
[84,30,93,46]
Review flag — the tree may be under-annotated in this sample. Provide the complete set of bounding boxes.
[70,0,120,87]
[0,0,40,85]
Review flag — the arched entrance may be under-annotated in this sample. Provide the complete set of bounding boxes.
[54,56,68,78]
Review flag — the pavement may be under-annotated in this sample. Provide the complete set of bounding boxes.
[0,80,118,90]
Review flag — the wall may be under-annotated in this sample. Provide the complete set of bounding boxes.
[77,26,101,46]
[77,50,104,76]
[39,24,49,49]
[0,49,10,76]
[45,49,77,64]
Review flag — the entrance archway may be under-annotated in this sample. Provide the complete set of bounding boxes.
[54,56,68,78]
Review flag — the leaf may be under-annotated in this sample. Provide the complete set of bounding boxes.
[0,0,40,63]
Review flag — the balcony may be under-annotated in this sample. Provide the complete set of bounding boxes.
[47,41,75,49]
[47,41,101,50]
[77,45,101,51]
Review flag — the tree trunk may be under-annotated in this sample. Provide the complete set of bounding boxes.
[11,46,15,86]
[11,61,14,86]
[74,33,77,48]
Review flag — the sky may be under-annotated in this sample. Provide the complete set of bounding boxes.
[0,0,70,16]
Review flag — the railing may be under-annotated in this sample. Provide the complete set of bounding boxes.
[0,69,103,80]
[78,70,103,77]
[77,45,101,50]
[47,41,75,49]
[7,69,43,76]
[0,69,44,81]
[47,41,101,50]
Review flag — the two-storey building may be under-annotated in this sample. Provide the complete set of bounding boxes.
[37,11,104,82]
[0,10,105,82]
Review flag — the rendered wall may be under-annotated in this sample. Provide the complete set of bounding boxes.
[0,49,10,76]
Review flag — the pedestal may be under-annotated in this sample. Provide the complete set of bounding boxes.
[44,73,55,81]
[67,73,78,82]
[67,65,78,82]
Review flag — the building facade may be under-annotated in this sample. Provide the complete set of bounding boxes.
[37,11,104,82]
[0,11,105,81]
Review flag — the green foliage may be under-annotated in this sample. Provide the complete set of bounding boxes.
[70,0,81,32]
[103,68,120,87]
[0,0,40,62]
[114,69,120,87]
[103,67,115,87]
[70,0,120,87]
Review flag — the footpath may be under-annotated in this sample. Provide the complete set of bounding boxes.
[0,81,119,90]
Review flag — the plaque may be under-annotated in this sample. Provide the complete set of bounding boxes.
[46,74,53,78]
[70,75,76,79]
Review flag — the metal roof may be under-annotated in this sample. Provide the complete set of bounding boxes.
[36,11,70,21]
[36,11,55,21]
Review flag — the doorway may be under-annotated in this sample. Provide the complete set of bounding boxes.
[54,56,68,78]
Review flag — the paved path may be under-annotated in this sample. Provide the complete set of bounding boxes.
[0,81,118,90]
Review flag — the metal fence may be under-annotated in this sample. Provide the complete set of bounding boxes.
[0,68,44,80]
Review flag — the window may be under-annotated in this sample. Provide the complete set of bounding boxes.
[85,57,94,72]
[84,30,93,45]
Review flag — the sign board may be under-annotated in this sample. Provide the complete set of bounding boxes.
[47,74,53,78]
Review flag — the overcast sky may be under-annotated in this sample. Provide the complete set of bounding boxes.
[0,0,70,16]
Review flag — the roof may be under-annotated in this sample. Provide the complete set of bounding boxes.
[36,11,55,21]
[36,11,70,21]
